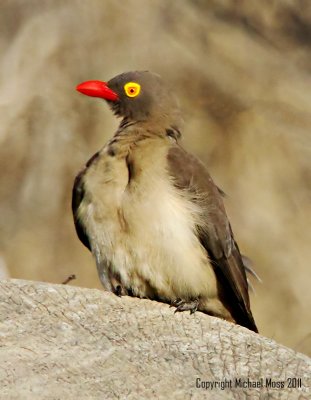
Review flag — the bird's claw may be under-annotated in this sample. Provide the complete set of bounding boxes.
[170,298,182,308]
[173,299,199,315]
[114,285,123,297]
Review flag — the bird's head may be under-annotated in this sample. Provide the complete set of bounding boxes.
[76,71,182,130]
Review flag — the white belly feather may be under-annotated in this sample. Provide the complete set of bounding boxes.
[79,142,217,301]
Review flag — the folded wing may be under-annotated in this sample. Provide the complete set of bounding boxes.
[167,145,258,332]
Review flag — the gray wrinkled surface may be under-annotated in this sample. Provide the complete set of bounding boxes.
[0,279,310,400]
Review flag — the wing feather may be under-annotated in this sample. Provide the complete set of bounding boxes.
[72,168,91,251]
[167,144,258,332]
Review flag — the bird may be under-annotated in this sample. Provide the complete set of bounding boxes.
[73,70,258,333]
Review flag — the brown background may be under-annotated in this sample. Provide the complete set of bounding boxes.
[0,0,310,355]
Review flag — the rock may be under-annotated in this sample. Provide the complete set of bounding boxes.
[0,279,310,399]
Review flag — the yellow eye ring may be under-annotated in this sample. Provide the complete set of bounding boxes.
[124,82,141,98]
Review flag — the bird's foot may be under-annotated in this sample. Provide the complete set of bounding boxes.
[113,284,134,297]
[170,298,181,308]
[173,298,199,315]
[114,285,123,297]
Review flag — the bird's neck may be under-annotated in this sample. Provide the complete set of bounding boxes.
[117,117,182,142]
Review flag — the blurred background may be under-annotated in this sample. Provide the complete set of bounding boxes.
[0,0,310,355]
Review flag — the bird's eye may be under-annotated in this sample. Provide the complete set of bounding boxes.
[124,82,141,98]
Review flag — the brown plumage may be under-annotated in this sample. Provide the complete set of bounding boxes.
[73,71,258,332]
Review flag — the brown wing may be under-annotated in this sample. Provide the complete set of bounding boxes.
[72,152,101,251]
[72,168,91,251]
[167,144,258,332]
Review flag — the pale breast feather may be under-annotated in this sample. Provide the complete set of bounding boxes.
[74,137,218,301]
